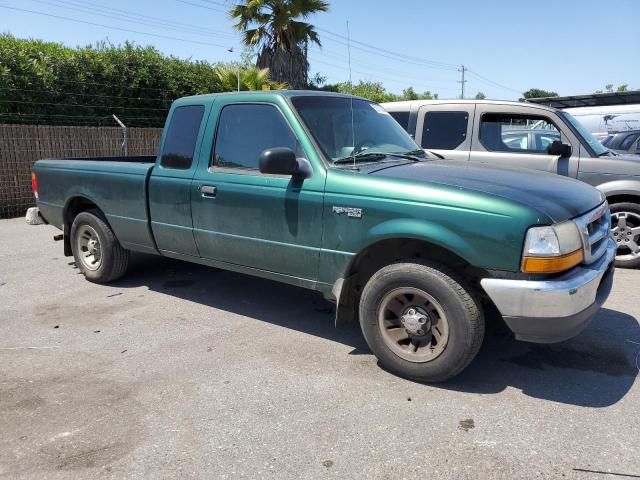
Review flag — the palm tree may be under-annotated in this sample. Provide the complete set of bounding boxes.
[229,0,329,89]
[214,65,287,91]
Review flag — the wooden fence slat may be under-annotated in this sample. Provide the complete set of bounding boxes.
[0,124,162,218]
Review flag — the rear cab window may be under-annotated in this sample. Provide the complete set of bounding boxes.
[421,111,468,149]
[388,111,410,130]
[160,105,205,169]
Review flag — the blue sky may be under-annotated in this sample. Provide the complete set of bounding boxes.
[1,0,638,100]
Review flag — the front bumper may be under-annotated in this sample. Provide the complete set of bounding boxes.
[480,239,616,343]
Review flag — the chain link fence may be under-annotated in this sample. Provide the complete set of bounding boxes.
[0,124,162,219]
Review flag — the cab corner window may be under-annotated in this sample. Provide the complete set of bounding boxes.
[421,111,468,149]
[480,113,560,154]
[213,104,297,170]
[389,110,410,130]
[160,105,205,170]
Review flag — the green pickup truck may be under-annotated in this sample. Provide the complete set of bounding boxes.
[33,91,616,382]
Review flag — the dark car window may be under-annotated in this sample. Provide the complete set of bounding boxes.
[421,111,468,149]
[480,113,559,154]
[621,133,640,150]
[389,111,410,130]
[213,104,297,170]
[160,105,205,169]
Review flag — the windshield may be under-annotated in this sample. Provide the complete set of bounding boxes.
[290,96,419,163]
[559,111,609,156]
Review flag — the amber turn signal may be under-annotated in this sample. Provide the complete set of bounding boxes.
[521,249,584,274]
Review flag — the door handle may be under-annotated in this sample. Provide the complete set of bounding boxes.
[200,185,217,197]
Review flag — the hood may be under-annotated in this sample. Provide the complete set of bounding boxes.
[366,160,604,222]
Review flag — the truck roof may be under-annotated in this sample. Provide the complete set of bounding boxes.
[174,89,368,106]
[381,99,560,114]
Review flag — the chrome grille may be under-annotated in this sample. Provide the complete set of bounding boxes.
[574,202,611,265]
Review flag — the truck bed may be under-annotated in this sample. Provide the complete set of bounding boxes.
[34,157,157,254]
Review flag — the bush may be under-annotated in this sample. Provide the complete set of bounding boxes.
[0,34,226,127]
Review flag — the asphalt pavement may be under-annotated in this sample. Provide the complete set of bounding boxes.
[1,218,639,479]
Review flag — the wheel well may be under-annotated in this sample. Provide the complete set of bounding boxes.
[606,194,640,207]
[62,197,101,256]
[335,238,487,324]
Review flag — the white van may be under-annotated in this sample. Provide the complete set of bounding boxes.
[564,104,640,136]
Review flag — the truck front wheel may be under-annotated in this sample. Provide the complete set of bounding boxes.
[359,261,484,382]
[70,209,129,283]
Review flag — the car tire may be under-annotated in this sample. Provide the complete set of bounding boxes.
[610,202,640,269]
[359,260,484,383]
[70,209,129,283]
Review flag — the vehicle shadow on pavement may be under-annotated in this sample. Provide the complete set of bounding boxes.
[117,254,639,408]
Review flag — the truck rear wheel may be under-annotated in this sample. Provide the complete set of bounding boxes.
[70,209,129,283]
[610,202,640,268]
[359,260,484,382]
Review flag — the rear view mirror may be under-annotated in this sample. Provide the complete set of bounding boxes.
[259,148,312,178]
[548,140,572,158]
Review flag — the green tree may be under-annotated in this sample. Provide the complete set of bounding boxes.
[214,65,286,91]
[521,88,558,100]
[474,92,486,100]
[617,84,629,92]
[229,0,329,89]
[605,84,614,93]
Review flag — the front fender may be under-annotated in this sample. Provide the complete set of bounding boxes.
[364,218,477,265]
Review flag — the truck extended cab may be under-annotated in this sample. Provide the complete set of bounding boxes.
[383,99,640,268]
[33,91,615,382]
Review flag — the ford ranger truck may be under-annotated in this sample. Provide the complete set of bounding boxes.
[32,91,616,382]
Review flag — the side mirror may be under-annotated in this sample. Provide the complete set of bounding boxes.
[548,140,572,158]
[259,147,311,178]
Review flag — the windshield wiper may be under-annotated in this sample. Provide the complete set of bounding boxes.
[333,152,389,165]
[333,150,427,165]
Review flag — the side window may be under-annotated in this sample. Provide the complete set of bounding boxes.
[160,105,205,169]
[213,104,297,170]
[389,111,410,130]
[421,111,468,149]
[480,113,559,154]
[620,133,640,150]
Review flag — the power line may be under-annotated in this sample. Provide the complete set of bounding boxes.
[27,0,237,39]
[0,99,169,110]
[173,0,228,14]
[317,28,459,71]
[0,5,233,49]
[0,87,171,103]
[310,50,458,87]
[466,70,522,95]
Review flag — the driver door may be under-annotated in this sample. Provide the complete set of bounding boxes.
[190,99,325,280]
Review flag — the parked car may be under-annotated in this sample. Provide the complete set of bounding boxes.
[383,99,640,268]
[33,91,615,382]
[600,129,640,155]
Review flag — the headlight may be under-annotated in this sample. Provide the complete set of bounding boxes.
[521,221,584,273]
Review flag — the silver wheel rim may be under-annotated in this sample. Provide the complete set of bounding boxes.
[612,211,640,262]
[377,287,450,363]
[76,225,102,271]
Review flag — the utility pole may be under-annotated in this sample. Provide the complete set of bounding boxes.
[458,64,467,99]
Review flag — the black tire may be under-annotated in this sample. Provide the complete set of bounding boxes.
[359,260,484,382]
[70,209,129,283]
[610,202,640,269]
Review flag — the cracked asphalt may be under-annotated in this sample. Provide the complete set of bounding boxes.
[1,218,639,479]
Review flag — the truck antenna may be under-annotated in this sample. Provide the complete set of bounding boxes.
[347,20,356,170]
